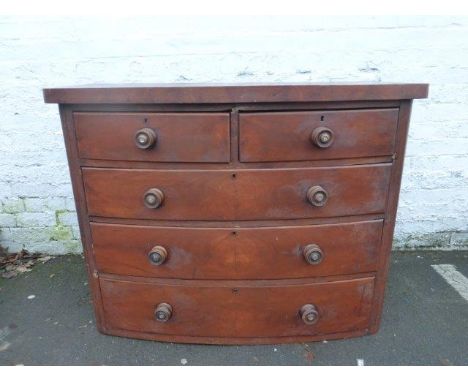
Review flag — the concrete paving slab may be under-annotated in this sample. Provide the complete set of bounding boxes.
[0,251,467,365]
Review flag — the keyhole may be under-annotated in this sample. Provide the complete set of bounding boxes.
[320,115,325,121]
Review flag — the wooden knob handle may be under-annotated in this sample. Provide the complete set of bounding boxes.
[135,128,157,149]
[155,303,172,322]
[303,244,323,265]
[148,245,168,265]
[300,304,319,325]
[307,185,328,207]
[311,127,334,148]
[144,188,164,209]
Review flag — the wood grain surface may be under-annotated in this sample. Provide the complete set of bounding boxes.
[75,112,230,163]
[100,275,375,339]
[83,165,392,220]
[240,109,398,162]
[43,83,429,104]
[91,219,383,279]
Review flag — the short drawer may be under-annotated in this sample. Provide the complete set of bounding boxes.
[100,276,375,339]
[83,164,391,220]
[91,220,383,279]
[239,109,399,162]
[74,112,230,163]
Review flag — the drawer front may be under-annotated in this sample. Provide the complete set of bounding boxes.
[239,109,399,162]
[74,112,230,163]
[83,165,391,220]
[92,220,383,279]
[100,276,375,338]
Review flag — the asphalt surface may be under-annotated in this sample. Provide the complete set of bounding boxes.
[0,251,467,365]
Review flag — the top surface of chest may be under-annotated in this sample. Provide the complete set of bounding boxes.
[44,82,428,104]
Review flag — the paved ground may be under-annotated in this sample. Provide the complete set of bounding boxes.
[0,251,467,365]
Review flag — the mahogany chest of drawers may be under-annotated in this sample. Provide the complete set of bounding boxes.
[44,83,428,344]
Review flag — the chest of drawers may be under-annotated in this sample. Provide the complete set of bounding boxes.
[44,83,428,344]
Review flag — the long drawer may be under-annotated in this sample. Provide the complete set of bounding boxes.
[91,220,383,279]
[100,276,375,339]
[239,109,399,162]
[83,165,392,221]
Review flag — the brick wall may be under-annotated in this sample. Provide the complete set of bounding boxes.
[1,16,467,254]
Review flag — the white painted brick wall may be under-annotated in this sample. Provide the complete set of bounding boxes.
[0,16,467,254]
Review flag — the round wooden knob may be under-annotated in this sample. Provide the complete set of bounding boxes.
[144,188,164,209]
[300,304,319,325]
[148,245,168,265]
[311,127,334,148]
[307,185,328,207]
[303,244,323,265]
[155,303,172,322]
[135,128,157,149]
